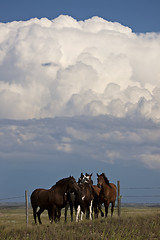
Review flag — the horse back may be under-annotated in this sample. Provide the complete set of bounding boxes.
[31,188,51,208]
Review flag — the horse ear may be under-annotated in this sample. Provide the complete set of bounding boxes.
[97,173,99,177]
[81,173,83,177]
[90,173,93,176]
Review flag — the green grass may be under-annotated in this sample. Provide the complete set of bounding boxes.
[0,206,160,239]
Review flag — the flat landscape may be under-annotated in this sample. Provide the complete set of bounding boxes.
[0,205,160,239]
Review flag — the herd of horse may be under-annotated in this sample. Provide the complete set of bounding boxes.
[30,173,117,224]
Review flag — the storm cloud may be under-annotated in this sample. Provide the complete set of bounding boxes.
[0,15,160,121]
[0,15,160,197]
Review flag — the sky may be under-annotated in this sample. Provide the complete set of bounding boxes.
[0,0,160,204]
[0,0,160,33]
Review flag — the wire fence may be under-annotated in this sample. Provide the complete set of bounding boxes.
[0,191,29,225]
[0,186,160,221]
[0,184,160,211]
[0,185,160,203]
[0,196,24,201]
[121,186,160,200]
[117,184,160,216]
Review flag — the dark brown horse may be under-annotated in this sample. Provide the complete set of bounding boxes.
[97,173,117,217]
[30,176,80,224]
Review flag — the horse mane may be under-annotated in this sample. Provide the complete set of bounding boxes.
[53,176,74,187]
[101,173,112,188]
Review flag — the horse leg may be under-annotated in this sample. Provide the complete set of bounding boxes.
[48,209,51,222]
[48,209,53,223]
[99,204,104,217]
[64,203,69,222]
[111,201,115,217]
[104,202,109,218]
[65,200,73,222]
[55,208,61,222]
[93,202,98,218]
[70,203,73,222]
[89,200,93,220]
[48,207,56,224]
[37,208,44,224]
[57,209,61,222]
[81,210,84,221]
[76,205,81,222]
[74,205,77,221]
[48,206,57,224]
[86,206,89,219]
[32,206,38,224]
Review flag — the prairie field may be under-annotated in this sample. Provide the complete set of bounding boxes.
[0,205,160,240]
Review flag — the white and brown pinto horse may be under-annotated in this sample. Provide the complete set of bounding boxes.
[75,173,96,221]
[64,173,94,222]
[81,173,104,218]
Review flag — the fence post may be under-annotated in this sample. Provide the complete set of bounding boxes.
[25,190,28,225]
[117,180,121,217]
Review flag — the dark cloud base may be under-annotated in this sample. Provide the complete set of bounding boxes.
[0,115,160,202]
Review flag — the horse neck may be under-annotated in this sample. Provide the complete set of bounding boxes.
[101,180,110,190]
[79,182,93,196]
[51,181,69,193]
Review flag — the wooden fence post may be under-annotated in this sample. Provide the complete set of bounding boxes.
[25,190,28,225]
[117,181,121,217]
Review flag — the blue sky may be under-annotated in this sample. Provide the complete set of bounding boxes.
[0,0,160,204]
[0,0,160,33]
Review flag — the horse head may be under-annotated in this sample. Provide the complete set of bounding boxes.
[97,173,103,188]
[78,173,84,184]
[84,173,93,184]
[68,176,80,192]
[97,173,112,188]
[78,173,93,184]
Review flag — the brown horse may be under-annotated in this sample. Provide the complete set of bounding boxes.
[30,176,80,224]
[97,173,117,217]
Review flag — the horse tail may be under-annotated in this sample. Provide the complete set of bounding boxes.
[30,189,39,208]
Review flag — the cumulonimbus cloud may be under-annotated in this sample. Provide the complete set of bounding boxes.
[0,15,160,120]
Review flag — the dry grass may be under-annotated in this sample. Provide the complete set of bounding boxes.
[0,206,160,239]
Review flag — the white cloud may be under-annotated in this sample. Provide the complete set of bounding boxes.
[0,15,160,121]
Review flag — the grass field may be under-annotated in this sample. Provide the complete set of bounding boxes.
[0,205,160,239]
